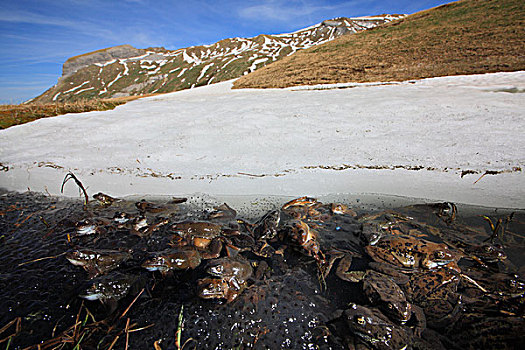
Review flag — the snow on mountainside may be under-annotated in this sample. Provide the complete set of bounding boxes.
[33,15,404,103]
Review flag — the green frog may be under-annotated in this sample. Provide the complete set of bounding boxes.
[344,303,411,350]
[141,248,202,275]
[66,248,132,278]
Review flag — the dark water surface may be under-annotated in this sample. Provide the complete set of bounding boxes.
[0,189,523,349]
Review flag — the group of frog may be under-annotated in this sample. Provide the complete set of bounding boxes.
[64,193,523,349]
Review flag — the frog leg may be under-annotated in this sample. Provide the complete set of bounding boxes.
[322,250,345,278]
[200,238,223,259]
[336,254,366,282]
[224,242,241,258]
[368,262,410,285]
[102,297,119,315]
[410,304,427,338]
[85,265,102,279]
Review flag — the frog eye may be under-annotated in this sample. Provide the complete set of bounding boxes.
[435,251,446,259]
[388,304,393,309]
[355,316,366,325]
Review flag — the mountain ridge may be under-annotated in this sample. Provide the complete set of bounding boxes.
[233,0,525,88]
[32,15,404,103]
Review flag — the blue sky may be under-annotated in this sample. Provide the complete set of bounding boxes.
[0,0,452,103]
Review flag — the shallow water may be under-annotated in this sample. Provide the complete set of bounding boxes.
[0,189,523,349]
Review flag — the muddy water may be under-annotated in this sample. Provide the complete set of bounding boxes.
[0,189,523,349]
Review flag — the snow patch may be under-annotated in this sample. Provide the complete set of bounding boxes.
[63,81,89,94]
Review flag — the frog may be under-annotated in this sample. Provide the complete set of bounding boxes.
[331,203,357,217]
[92,192,118,207]
[141,248,202,275]
[331,257,425,335]
[365,234,459,271]
[343,303,412,350]
[253,210,280,241]
[135,199,168,213]
[75,217,111,236]
[80,272,141,313]
[113,211,134,227]
[281,196,321,220]
[66,248,132,278]
[459,270,524,316]
[170,221,223,259]
[282,196,319,210]
[403,268,462,329]
[206,256,253,289]
[363,271,425,330]
[208,203,237,221]
[236,210,281,257]
[131,216,169,237]
[287,220,325,264]
[197,277,243,303]
[222,232,256,257]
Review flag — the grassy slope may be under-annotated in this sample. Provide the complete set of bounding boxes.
[0,95,152,129]
[233,0,525,88]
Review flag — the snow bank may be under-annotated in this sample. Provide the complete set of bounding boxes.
[1,72,524,208]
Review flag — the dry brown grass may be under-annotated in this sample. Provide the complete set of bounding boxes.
[234,0,525,89]
[0,95,153,129]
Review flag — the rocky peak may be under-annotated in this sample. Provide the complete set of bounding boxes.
[62,45,145,78]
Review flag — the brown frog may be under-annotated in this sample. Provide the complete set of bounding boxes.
[404,268,462,328]
[237,210,281,257]
[66,248,132,278]
[330,203,357,217]
[92,192,118,207]
[131,216,169,237]
[287,220,325,264]
[80,272,141,314]
[206,256,253,287]
[75,218,111,236]
[344,303,412,350]
[198,278,241,303]
[198,256,253,302]
[365,234,460,271]
[363,271,425,332]
[281,196,321,220]
[331,257,425,335]
[208,203,237,221]
[135,199,168,213]
[170,221,223,259]
[142,248,202,275]
[80,272,139,303]
[223,233,256,257]
[253,209,280,241]
[113,211,134,227]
